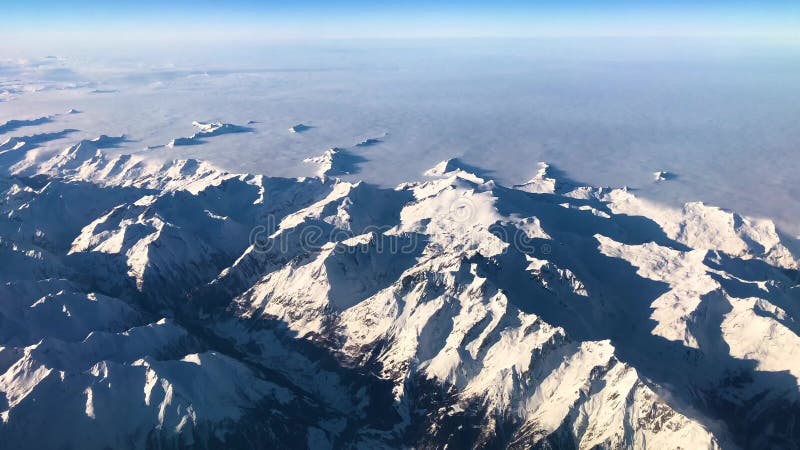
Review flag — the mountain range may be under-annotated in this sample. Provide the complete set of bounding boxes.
[0,127,799,449]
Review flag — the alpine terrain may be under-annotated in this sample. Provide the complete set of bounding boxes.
[0,122,798,450]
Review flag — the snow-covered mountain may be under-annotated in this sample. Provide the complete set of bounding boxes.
[0,129,798,449]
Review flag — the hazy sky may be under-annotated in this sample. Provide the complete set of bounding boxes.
[2,0,799,47]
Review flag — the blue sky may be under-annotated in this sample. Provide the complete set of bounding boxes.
[2,0,799,41]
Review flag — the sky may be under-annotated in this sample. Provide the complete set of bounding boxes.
[2,0,799,47]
